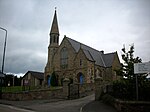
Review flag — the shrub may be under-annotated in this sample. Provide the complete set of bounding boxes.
[112,80,136,100]
[102,94,115,105]
[112,79,150,101]
[50,72,58,86]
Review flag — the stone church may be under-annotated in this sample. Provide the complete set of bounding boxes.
[44,10,121,85]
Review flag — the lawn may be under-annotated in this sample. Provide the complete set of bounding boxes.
[1,86,62,93]
[2,86,37,93]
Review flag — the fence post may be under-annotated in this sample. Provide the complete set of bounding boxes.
[63,78,70,99]
[95,77,103,100]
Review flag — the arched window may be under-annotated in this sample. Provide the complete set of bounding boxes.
[47,75,51,87]
[60,47,68,68]
[57,36,59,43]
[53,36,56,43]
[96,69,103,78]
[77,72,84,84]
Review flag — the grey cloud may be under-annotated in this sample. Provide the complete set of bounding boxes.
[5,52,46,73]
[127,0,150,28]
[0,0,150,76]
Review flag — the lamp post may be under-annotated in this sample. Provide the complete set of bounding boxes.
[0,27,7,74]
[0,27,7,98]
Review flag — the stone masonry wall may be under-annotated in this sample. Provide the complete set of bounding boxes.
[2,79,95,101]
[2,87,63,101]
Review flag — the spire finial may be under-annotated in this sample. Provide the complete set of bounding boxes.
[50,7,59,35]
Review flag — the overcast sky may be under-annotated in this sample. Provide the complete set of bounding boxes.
[0,0,150,76]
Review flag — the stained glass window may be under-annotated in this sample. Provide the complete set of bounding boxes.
[60,47,68,68]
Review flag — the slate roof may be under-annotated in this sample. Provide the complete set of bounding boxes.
[66,37,115,67]
[82,49,94,61]
[102,53,115,67]
[25,71,44,80]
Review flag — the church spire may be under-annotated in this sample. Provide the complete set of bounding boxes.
[50,8,59,35]
[49,8,59,46]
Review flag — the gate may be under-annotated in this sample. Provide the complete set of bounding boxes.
[68,83,79,99]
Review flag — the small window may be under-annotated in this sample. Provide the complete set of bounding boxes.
[54,36,56,43]
[50,38,52,44]
[57,36,59,43]
[80,59,82,66]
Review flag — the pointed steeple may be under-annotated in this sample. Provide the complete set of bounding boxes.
[50,9,59,35]
[49,8,60,46]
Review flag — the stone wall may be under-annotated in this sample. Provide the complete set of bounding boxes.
[2,87,63,101]
[95,78,103,100]
[94,77,150,112]
[2,79,95,101]
[95,77,112,100]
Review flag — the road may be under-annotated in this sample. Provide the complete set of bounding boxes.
[0,94,94,112]
[27,94,94,112]
[0,104,35,112]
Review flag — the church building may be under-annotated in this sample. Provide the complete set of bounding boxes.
[44,10,121,85]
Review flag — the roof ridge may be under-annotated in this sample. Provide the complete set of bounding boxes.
[66,37,102,53]
[98,52,106,67]
[103,52,115,55]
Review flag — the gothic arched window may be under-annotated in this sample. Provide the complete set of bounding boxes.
[96,69,103,78]
[60,47,68,68]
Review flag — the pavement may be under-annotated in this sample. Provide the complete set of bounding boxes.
[81,100,117,112]
[0,95,117,112]
[0,98,65,111]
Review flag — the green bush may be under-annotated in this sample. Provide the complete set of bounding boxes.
[50,72,58,86]
[139,81,150,101]
[112,80,136,100]
[102,94,115,105]
[2,86,22,92]
[2,86,41,93]
[112,79,150,101]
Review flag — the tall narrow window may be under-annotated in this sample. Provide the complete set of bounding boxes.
[50,38,52,44]
[77,72,84,84]
[53,36,56,43]
[80,59,82,66]
[57,36,59,43]
[60,47,68,68]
